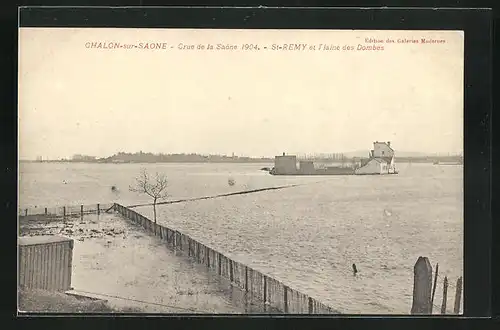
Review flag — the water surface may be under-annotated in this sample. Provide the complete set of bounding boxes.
[19,161,463,314]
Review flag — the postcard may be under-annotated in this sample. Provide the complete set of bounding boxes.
[18,27,464,315]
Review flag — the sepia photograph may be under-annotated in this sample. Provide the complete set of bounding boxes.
[18,27,464,315]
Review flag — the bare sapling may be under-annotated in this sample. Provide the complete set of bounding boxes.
[129,169,169,235]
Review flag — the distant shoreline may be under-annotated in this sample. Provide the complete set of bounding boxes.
[26,151,462,165]
[20,158,462,165]
[20,160,274,164]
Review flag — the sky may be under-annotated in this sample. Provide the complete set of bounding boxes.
[18,28,464,160]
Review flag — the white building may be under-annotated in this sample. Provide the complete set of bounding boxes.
[372,141,394,158]
[355,158,390,175]
[355,141,397,175]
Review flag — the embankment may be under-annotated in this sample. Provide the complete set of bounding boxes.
[18,289,142,313]
[125,184,302,209]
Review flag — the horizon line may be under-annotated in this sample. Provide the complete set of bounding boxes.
[23,150,464,161]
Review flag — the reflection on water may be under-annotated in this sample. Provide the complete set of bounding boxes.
[194,264,282,314]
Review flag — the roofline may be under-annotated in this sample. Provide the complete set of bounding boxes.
[373,141,394,151]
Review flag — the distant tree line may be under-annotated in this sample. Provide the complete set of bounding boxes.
[74,152,274,163]
[30,152,463,164]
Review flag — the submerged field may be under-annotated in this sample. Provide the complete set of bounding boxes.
[19,213,264,313]
[19,161,463,314]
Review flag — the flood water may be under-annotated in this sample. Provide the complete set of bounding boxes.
[19,161,463,314]
[19,213,275,313]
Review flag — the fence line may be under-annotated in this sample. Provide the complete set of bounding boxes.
[18,203,115,218]
[411,257,463,315]
[112,203,337,314]
[435,273,459,290]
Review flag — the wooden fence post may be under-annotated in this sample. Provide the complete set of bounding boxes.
[218,254,222,275]
[284,286,288,313]
[308,297,313,314]
[80,205,83,217]
[411,256,433,314]
[245,266,249,292]
[263,276,267,302]
[441,276,448,314]
[44,208,47,215]
[453,277,463,314]
[97,204,100,215]
[431,263,439,312]
[63,206,66,218]
[25,209,28,216]
[229,260,234,282]
[206,246,210,268]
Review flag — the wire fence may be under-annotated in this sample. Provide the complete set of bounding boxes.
[71,289,207,313]
[412,258,463,315]
[436,273,459,290]
[18,203,115,218]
